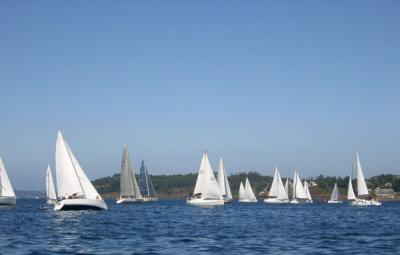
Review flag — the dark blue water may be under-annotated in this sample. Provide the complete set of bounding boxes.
[1,199,400,254]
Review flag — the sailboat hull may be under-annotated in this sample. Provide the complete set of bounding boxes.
[142,197,158,202]
[116,198,142,204]
[289,199,308,204]
[186,198,224,206]
[352,199,381,206]
[0,196,16,206]
[239,199,258,203]
[327,200,343,204]
[47,199,57,205]
[264,198,289,204]
[54,199,107,211]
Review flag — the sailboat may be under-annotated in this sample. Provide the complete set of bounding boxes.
[187,152,224,206]
[54,131,107,211]
[347,174,356,201]
[239,182,245,200]
[350,151,381,206]
[46,165,57,204]
[0,157,16,206]
[117,145,142,204]
[239,177,258,203]
[303,180,313,203]
[217,157,233,203]
[289,170,308,204]
[139,160,158,202]
[328,183,342,203]
[264,167,289,203]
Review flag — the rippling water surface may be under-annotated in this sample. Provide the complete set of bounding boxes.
[1,199,400,254]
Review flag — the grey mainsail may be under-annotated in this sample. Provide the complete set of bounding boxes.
[139,160,157,198]
[120,145,142,199]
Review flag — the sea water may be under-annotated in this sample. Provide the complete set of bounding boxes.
[1,199,400,254]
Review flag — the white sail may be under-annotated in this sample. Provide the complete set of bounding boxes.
[304,180,312,200]
[355,151,369,196]
[0,157,16,197]
[239,181,245,200]
[293,171,307,199]
[347,174,356,200]
[330,183,339,201]
[120,145,142,199]
[244,177,257,201]
[56,131,102,200]
[217,157,232,200]
[284,178,289,197]
[193,152,222,200]
[268,167,288,200]
[46,165,57,201]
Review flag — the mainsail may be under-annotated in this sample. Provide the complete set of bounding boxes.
[239,182,245,200]
[347,174,356,200]
[304,180,312,201]
[56,131,102,200]
[46,165,57,201]
[330,183,339,201]
[355,152,369,196]
[0,157,15,198]
[244,177,257,201]
[193,152,222,200]
[217,157,232,200]
[139,160,157,198]
[268,167,288,200]
[120,145,142,199]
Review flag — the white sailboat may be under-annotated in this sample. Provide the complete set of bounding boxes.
[264,167,289,203]
[54,131,107,211]
[217,157,233,203]
[347,174,356,201]
[46,165,57,204]
[139,160,158,202]
[239,182,245,200]
[328,183,342,204]
[289,171,308,204]
[0,157,16,206]
[239,177,258,203]
[303,180,313,203]
[187,152,224,206]
[351,151,381,206]
[117,145,142,204]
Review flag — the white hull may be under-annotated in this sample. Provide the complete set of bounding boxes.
[116,198,142,204]
[54,198,107,211]
[352,199,381,206]
[186,198,225,206]
[264,198,289,204]
[47,199,57,205]
[289,199,308,204]
[239,199,258,203]
[0,196,16,206]
[142,197,158,202]
[327,200,343,204]
[224,198,233,204]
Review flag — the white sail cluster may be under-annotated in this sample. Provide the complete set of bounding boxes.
[217,157,233,203]
[264,167,288,203]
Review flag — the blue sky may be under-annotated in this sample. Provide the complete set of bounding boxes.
[1,1,399,190]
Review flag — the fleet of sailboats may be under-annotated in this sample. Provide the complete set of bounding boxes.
[0,157,16,206]
[117,145,142,204]
[349,151,381,206]
[328,183,342,203]
[217,157,233,203]
[139,160,158,202]
[264,167,289,203]
[239,177,258,202]
[187,152,224,206]
[54,131,107,211]
[0,137,386,209]
[46,165,57,204]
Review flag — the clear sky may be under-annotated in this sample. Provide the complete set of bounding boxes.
[1,1,399,191]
